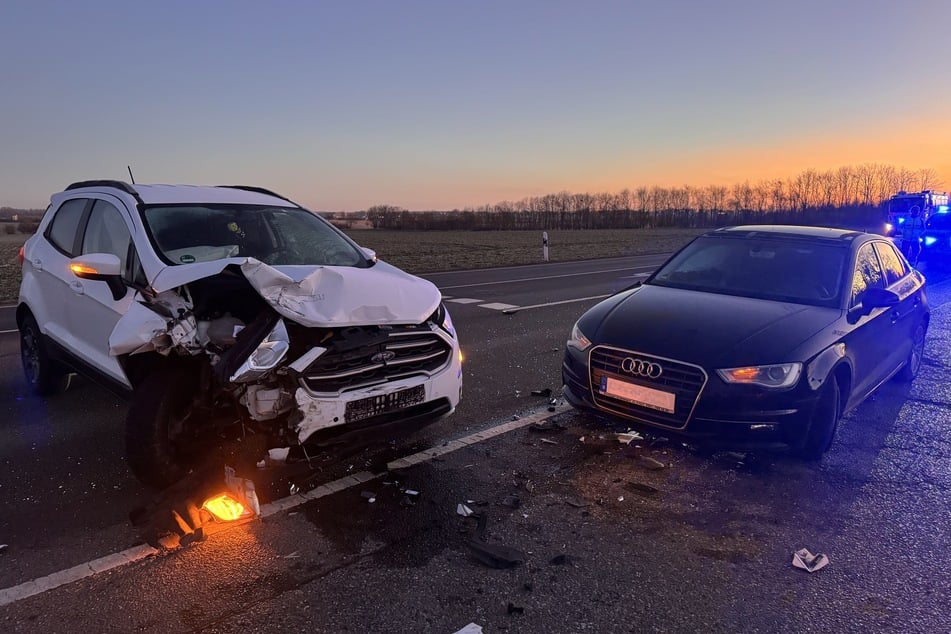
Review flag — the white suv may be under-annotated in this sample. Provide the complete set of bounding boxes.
[18,181,462,487]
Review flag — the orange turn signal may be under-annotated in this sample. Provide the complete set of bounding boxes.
[69,263,99,276]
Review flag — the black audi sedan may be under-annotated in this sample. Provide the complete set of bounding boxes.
[562,226,929,457]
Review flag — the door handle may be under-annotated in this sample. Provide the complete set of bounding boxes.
[69,281,84,295]
[890,310,900,324]
[31,258,43,271]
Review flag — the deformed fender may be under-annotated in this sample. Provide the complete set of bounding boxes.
[805,343,847,391]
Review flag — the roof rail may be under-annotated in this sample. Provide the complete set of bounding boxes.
[217,185,301,208]
[65,180,144,205]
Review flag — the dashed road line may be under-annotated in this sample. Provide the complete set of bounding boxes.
[479,302,519,311]
[445,298,483,305]
[0,405,570,608]
[502,294,612,314]
[437,266,654,290]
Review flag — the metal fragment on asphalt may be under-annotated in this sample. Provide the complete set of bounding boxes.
[457,503,474,517]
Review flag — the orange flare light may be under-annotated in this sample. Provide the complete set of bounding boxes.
[202,492,251,522]
[726,367,759,381]
[69,263,99,276]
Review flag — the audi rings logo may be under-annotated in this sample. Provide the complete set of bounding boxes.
[620,357,663,379]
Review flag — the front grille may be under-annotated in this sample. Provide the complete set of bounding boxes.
[300,324,453,394]
[589,346,707,430]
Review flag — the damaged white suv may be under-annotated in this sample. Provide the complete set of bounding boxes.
[18,181,462,487]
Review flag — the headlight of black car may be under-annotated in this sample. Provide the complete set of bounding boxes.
[716,363,802,389]
[567,321,592,352]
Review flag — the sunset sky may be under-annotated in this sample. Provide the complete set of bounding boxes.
[1,0,949,211]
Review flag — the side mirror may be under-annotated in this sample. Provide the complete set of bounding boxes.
[361,247,377,263]
[862,287,899,309]
[69,253,127,301]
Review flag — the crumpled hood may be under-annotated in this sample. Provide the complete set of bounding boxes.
[585,284,840,367]
[110,258,442,356]
[148,257,441,327]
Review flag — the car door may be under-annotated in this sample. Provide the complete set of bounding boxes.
[843,242,894,404]
[25,197,93,350]
[874,240,922,373]
[68,197,140,387]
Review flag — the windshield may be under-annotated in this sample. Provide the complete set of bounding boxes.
[143,204,367,267]
[889,197,925,215]
[648,235,848,307]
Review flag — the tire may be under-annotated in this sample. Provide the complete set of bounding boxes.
[19,313,70,396]
[895,321,926,383]
[125,367,199,488]
[799,374,840,460]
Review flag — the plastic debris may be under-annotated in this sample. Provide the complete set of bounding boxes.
[404,489,420,496]
[625,482,659,496]
[268,447,291,462]
[616,430,644,444]
[528,419,563,433]
[452,624,484,634]
[530,388,552,397]
[467,539,526,569]
[792,548,829,573]
[361,491,377,503]
[289,483,300,495]
[457,503,474,517]
[502,495,522,509]
[639,456,666,470]
[540,438,558,445]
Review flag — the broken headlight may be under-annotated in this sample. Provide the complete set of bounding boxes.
[431,302,456,337]
[230,319,290,383]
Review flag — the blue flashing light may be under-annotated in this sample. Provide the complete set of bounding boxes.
[898,217,906,224]
[924,236,938,247]
[938,205,949,214]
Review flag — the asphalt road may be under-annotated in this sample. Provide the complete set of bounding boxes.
[0,255,949,633]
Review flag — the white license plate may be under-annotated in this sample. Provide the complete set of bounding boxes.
[346,385,425,422]
[600,376,675,413]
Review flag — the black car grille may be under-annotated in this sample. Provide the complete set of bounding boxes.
[588,346,707,430]
[300,325,453,394]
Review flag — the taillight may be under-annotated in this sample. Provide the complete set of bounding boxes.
[18,245,25,267]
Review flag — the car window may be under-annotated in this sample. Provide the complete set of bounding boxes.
[850,244,885,307]
[82,200,132,272]
[874,241,908,287]
[46,198,88,256]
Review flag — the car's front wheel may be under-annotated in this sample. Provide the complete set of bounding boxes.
[19,312,70,396]
[125,366,199,488]
[895,320,926,382]
[799,374,841,460]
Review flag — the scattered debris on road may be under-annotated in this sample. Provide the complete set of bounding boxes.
[638,456,666,471]
[457,503,474,517]
[792,548,830,573]
[507,602,525,615]
[616,430,644,444]
[530,388,552,397]
[452,623,484,634]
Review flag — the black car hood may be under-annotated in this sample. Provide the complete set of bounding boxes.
[584,284,840,368]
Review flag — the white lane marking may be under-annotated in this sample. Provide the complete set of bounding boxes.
[438,266,654,290]
[0,405,570,608]
[502,294,612,313]
[479,302,519,311]
[0,329,17,335]
[446,298,483,304]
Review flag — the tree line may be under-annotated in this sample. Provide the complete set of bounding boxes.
[363,163,943,231]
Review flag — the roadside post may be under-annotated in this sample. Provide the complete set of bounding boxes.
[543,231,549,262]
